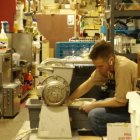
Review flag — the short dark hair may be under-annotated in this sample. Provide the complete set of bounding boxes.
[89,40,114,60]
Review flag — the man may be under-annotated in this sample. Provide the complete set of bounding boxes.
[67,40,137,136]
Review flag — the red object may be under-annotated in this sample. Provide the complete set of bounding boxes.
[28,72,33,81]
[22,85,28,94]
[0,0,16,32]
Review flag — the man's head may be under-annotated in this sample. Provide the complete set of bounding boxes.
[89,40,115,76]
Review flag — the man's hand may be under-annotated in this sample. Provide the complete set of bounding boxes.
[80,101,96,112]
[64,98,73,106]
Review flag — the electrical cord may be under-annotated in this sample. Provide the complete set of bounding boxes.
[11,128,38,140]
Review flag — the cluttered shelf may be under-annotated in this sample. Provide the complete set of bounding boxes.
[105,10,140,19]
[113,10,140,18]
[106,0,140,50]
[12,62,33,101]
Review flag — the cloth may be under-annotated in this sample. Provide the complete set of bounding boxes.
[90,55,137,104]
[88,108,130,136]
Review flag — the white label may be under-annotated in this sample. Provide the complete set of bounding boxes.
[67,15,74,26]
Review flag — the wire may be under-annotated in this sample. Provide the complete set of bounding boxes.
[11,128,38,140]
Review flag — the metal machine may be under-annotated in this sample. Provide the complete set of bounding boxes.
[0,51,20,117]
[0,51,12,117]
[0,33,33,117]
[0,52,12,85]
[2,83,21,117]
[28,58,93,140]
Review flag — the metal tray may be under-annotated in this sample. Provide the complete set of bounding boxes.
[68,98,96,108]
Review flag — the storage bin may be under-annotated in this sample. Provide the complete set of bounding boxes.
[126,91,140,140]
[25,98,93,130]
[25,98,42,128]
[55,42,94,58]
[68,98,96,130]
[69,107,91,130]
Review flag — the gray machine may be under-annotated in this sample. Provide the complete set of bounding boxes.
[27,58,93,140]
[2,83,21,117]
[0,52,12,85]
[0,33,33,117]
[0,51,20,117]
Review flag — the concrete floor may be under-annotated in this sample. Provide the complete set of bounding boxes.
[0,103,29,140]
[0,90,103,140]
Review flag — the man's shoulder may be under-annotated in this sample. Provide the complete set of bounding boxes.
[116,55,137,64]
[115,55,137,72]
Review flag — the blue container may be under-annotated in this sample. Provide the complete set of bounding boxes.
[55,42,94,58]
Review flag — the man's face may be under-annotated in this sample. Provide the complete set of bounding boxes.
[92,57,111,76]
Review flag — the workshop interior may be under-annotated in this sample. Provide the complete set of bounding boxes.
[0,0,140,140]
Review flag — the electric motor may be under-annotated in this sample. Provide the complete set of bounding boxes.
[42,76,70,106]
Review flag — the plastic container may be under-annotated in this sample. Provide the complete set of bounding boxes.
[126,91,140,140]
[12,53,21,66]
[68,98,95,130]
[69,107,91,130]
[25,98,93,130]
[25,98,42,128]
[55,42,94,58]
[0,21,9,49]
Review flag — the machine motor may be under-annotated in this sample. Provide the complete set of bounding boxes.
[42,75,70,106]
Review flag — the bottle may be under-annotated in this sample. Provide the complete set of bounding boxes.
[16,3,24,32]
[14,19,18,33]
[3,22,9,33]
[27,71,33,89]
[0,21,9,49]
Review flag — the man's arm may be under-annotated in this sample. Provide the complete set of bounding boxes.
[67,76,94,102]
[81,97,127,112]
[94,97,126,107]
[67,69,107,104]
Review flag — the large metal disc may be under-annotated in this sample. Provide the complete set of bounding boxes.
[42,76,70,106]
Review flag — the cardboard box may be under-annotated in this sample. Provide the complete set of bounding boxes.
[127,91,140,140]
[107,123,131,140]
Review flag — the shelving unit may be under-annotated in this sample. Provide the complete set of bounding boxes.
[81,15,101,37]
[12,63,32,101]
[106,0,140,46]
[105,0,140,62]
